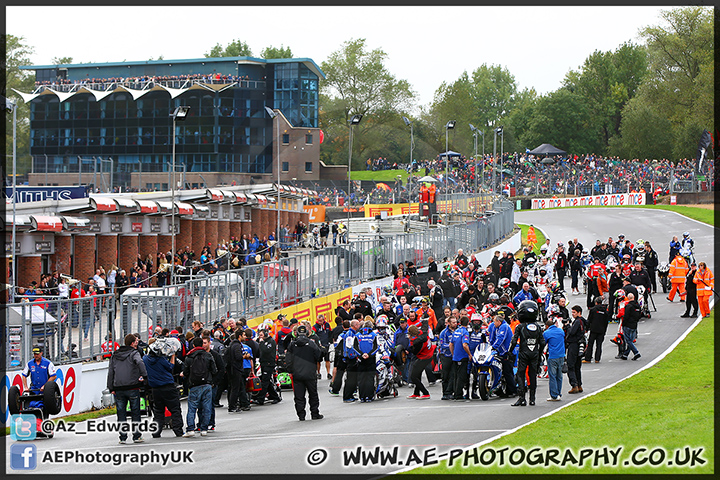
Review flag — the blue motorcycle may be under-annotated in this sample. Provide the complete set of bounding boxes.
[472,332,520,400]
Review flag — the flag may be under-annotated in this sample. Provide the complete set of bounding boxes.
[696,129,712,164]
[525,148,530,153]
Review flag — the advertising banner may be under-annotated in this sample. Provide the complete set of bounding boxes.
[247,287,352,328]
[2,364,82,422]
[303,205,326,223]
[6,186,89,203]
[531,193,646,210]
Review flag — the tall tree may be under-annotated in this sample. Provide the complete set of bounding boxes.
[637,6,713,160]
[261,45,293,59]
[3,34,35,175]
[319,38,415,169]
[205,39,253,57]
[51,56,74,65]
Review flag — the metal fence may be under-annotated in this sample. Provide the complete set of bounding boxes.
[6,199,514,367]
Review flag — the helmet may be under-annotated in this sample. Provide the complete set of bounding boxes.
[383,285,393,296]
[488,292,500,303]
[582,249,589,254]
[548,280,559,294]
[516,300,539,322]
[683,232,689,237]
[499,278,510,289]
[618,234,625,238]
[376,315,388,328]
[614,289,626,299]
[540,245,548,251]
[636,239,644,247]
[623,254,631,260]
[526,257,536,265]
[548,304,560,315]
[637,285,645,296]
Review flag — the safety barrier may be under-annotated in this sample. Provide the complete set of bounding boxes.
[5,200,514,367]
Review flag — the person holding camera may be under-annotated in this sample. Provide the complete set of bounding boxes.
[285,325,323,421]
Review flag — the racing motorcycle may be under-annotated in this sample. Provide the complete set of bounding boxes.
[657,262,670,293]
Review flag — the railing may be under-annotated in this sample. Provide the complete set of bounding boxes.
[5,199,514,367]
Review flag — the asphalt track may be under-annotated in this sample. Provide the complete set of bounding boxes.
[7,207,714,476]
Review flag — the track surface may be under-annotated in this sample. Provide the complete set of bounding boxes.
[6,208,714,476]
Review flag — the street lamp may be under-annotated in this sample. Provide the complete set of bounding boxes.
[169,105,190,285]
[444,120,456,210]
[497,126,504,195]
[265,106,281,255]
[5,97,17,301]
[347,114,363,240]
[402,116,414,167]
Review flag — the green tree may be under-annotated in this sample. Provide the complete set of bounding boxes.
[608,93,674,160]
[319,38,415,169]
[519,88,603,156]
[636,6,713,160]
[51,56,74,65]
[205,39,253,57]
[3,34,35,175]
[563,42,648,152]
[261,45,293,59]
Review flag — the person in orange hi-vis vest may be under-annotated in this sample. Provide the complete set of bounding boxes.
[667,253,688,302]
[428,183,436,203]
[420,184,429,203]
[527,225,537,247]
[693,262,714,317]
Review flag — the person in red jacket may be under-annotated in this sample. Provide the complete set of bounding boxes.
[407,325,436,399]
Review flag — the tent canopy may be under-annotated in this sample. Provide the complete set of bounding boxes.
[438,150,462,158]
[528,143,566,156]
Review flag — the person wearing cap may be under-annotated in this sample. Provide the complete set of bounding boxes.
[681,262,699,318]
[286,324,323,420]
[22,347,58,404]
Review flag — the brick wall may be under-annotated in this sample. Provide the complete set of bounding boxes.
[178,218,193,253]
[52,234,72,274]
[205,220,218,249]
[17,255,42,289]
[118,235,139,273]
[229,221,242,241]
[97,235,118,272]
[218,220,230,246]
[192,219,206,256]
[73,235,96,282]
[158,235,172,256]
[241,221,251,238]
[138,235,158,261]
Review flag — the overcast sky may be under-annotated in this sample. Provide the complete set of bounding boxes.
[8,6,669,109]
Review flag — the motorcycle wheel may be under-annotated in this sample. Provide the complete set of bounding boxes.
[478,373,489,401]
[661,278,669,294]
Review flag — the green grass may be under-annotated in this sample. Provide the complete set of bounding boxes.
[349,170,414,182]
[518,204,714,226]
[410,311,714,474]
[516,223,547,256]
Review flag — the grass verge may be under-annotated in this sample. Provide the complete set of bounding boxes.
[518,204,714,226]
[349,170,414,182]
[409,310,714,474]
[516,223,547,256]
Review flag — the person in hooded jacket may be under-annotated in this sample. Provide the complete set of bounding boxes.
[143,341,184,438]
[107,334,149,444]
[285,325,323,421]
[352,320,379,402]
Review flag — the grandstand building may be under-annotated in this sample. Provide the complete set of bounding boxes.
[15,56,337,189]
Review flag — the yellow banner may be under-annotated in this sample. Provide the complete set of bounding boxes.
[247,287,352,329]
[365,197,490,216]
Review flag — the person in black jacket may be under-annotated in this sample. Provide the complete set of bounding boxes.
[510,301,545,407]
[285,325,323,421]
[352,291,373,318]
[618,293,642,361]
[583,297,609,363]
[554,245,568,291]
[643,242,659,293]
[312,314,333,379]
[254,328,281,405]
[565,306,585,394]
[108,334,148,444]
[204,334,224,431]
[629,262,651,305]
[226,332,252,413]
[143,341,184,438]
[607,264,624,317]
[182,336,217,437]
[681,262,698,318]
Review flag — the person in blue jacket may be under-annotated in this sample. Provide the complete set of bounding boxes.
[143,341,184,437]
[466,316,485,399]
[352,321,379,402]
[22,346,57,409]
[438,317,457,400]
[488,313,516,397]
[449,316,471,400]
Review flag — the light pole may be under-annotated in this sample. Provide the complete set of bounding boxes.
[265,106,281,254]
[469,124,479,212]
[480,129,485,192]
[6,97,17,301]
[497,126,504,195]
[402,116,414,167]
[169,105,190,285]
[444,120,456,211]
[347,114,363,240]
[492,128,497,195]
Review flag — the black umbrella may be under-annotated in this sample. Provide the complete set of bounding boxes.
[541,157,556,165]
